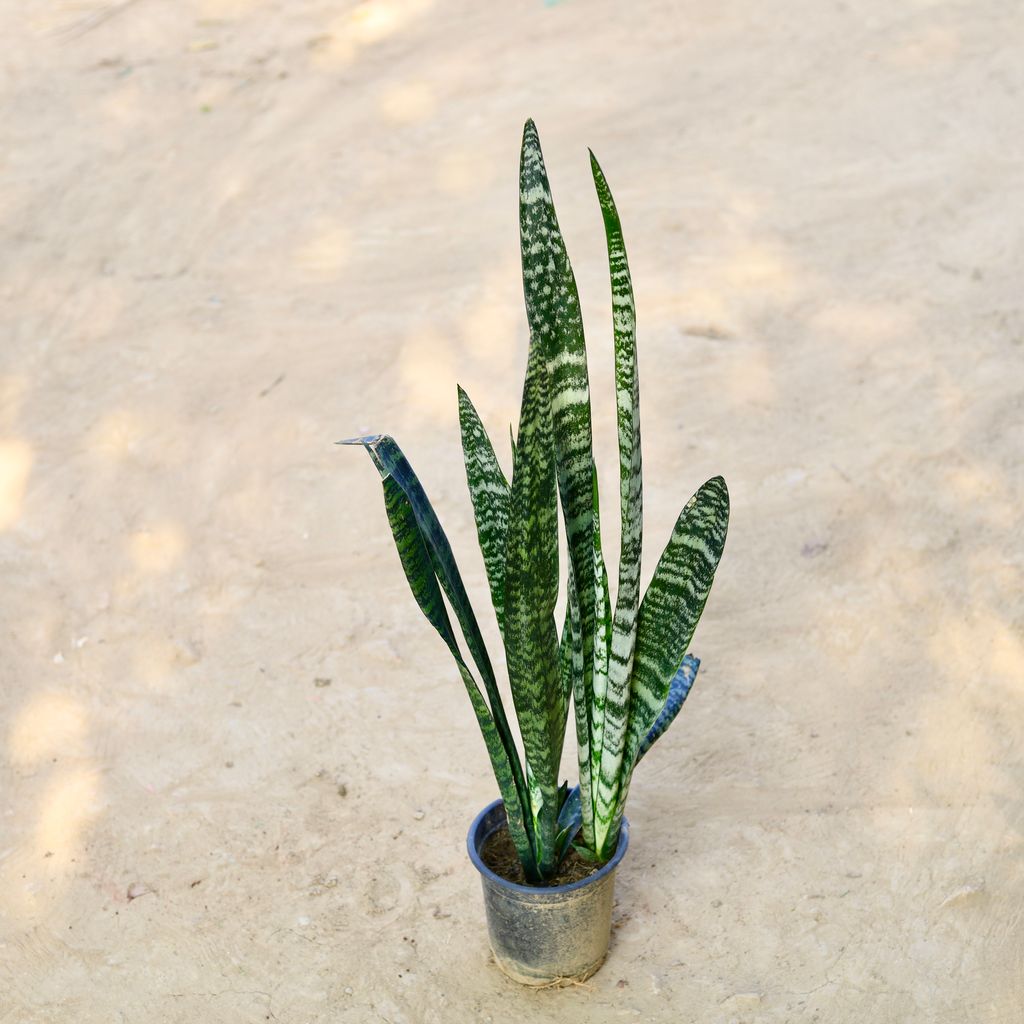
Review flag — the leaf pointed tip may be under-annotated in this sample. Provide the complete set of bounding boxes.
[521,118,542,156]
[336,434,382,447]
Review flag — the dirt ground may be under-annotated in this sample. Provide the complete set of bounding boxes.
[2,1,1022,1021]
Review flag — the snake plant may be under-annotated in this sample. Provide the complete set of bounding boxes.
[343,120,729,883]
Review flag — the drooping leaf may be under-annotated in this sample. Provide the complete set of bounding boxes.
[457,386,510,638]
[341,434,537,875]
[377,473,537,878]
[502,338,564,876]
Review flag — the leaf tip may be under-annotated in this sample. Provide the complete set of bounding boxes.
[336,434,382,447]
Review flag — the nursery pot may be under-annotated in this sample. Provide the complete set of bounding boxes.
[467,798,630,986]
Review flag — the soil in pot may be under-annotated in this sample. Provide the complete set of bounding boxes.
[481,825,600,887]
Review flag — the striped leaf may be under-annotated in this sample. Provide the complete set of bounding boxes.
[503,338,564,876]
[636,654,700,762]
[589,152,644,852]
[626,476,729,770]
[588,468,612,842]
[457,386,510,637]
[562,558,594,849]
[551,583,573,767]
[519,120,598,757]
[597,475,730,856]
[341,434,537,875]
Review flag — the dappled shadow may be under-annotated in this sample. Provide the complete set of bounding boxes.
[1,0,1022,1019]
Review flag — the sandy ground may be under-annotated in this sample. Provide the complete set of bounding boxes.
[1,1,1023,1021]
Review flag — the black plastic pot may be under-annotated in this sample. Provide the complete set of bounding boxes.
[467,798,630,986]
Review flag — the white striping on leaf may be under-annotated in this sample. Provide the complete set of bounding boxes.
[551,386,591,411]
[521,184,552,205]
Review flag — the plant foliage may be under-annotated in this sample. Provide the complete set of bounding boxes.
[344,120,730,881]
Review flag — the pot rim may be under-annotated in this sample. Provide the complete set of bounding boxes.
[466,797,630,896]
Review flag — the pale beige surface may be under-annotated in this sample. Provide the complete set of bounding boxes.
[2,1,1023,1021]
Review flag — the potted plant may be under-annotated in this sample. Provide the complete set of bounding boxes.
[343,120,729,985]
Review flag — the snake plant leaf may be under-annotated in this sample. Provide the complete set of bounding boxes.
[519,119,598,745]
[561,657,698,862]
[377,474,537,878]
[554,783,583,862]
[636,654,700,762]
[550,580,576,765]
[457,386,510,638]
[626,476,729,771]
[340,435,535,868]
[589,152,644,849]
[596,475,730,856]
[589,468,613,842]
[341,436,503,708]
[563,559,595,850]
[503,338,564,876]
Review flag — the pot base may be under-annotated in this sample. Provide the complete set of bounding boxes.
[492,950,608,987]
[468,799,630,986]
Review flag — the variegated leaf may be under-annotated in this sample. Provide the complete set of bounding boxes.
[519,119,598,750]
[636,654,700,762]
[589,151,644,851]
[588,468,612,847]
[341,434,535,866]
[376,473,538,879]
[626,476,729,768]
[503,337,564,876]
[597,475,729,856]
[563,558,594,850]
[457,386,510,637]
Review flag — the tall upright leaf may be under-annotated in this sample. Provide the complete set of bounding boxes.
[562,560,594,849]
[458,387,510,638]
[589,469,613,836]
[503,338,564,876]
[519,120,598,752]
[589,152,645,850]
